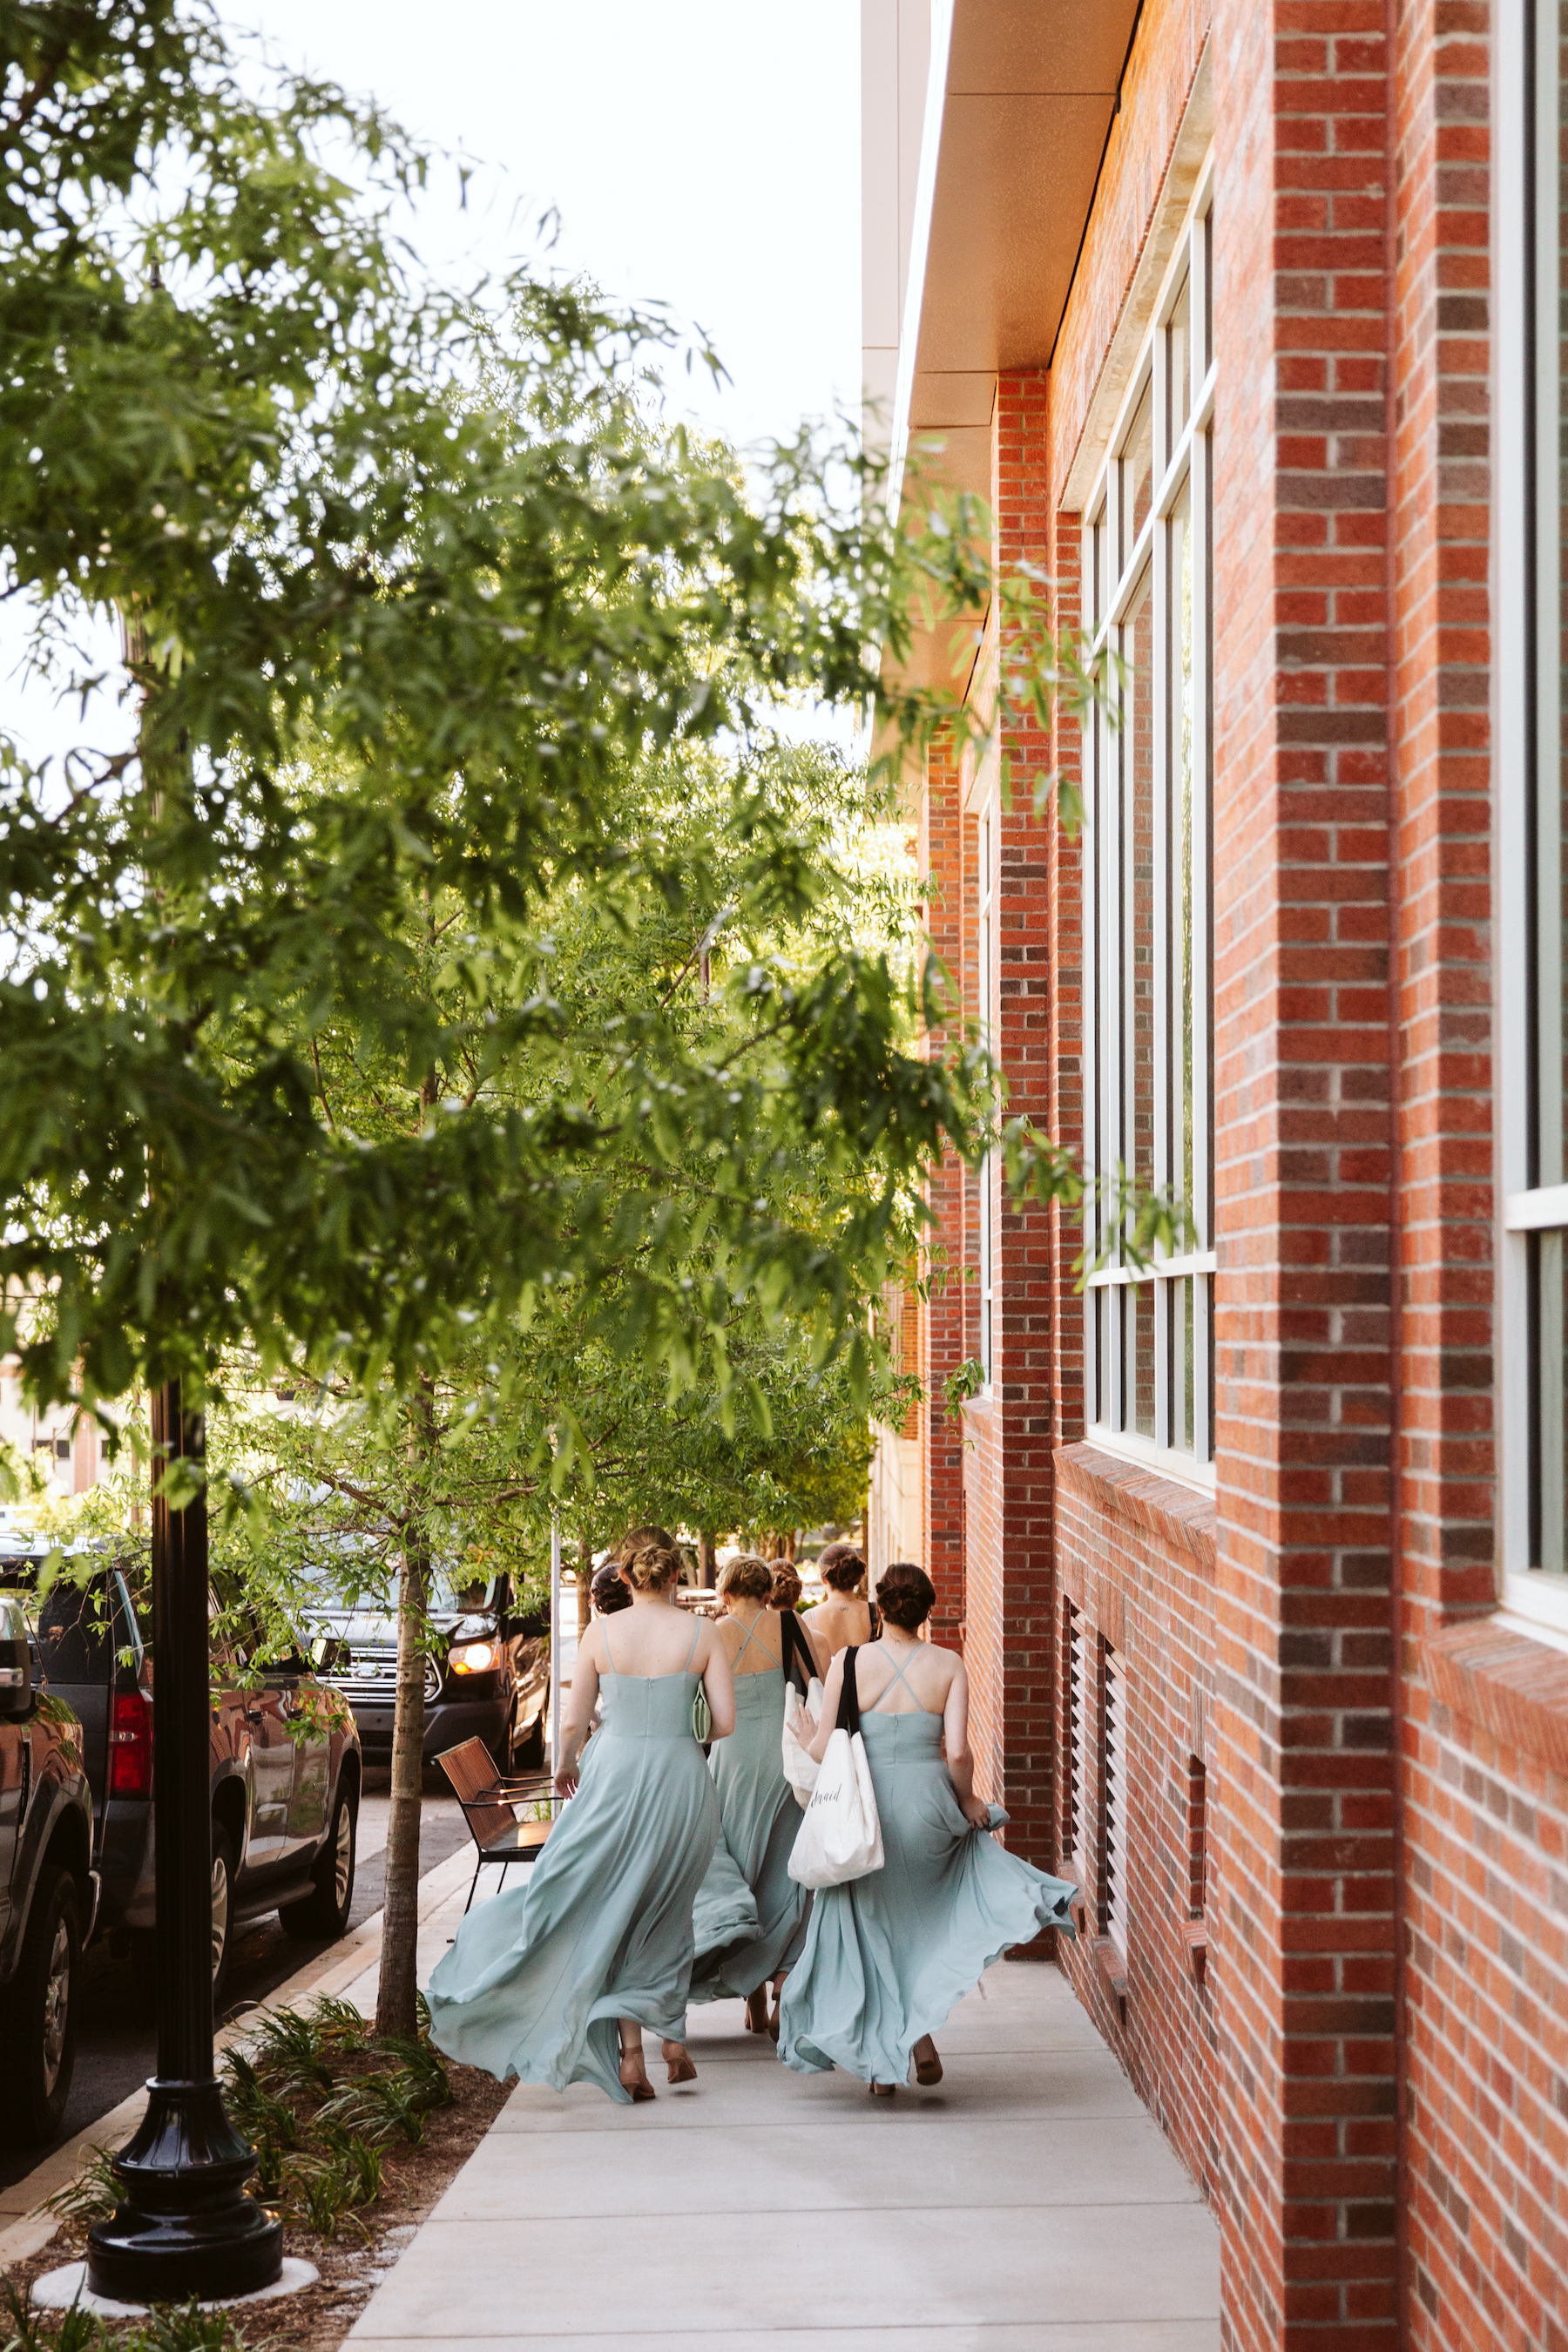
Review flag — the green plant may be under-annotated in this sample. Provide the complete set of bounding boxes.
[40,2145,119,2231]
[314,2126,384,2205]
[276,2153,368,2245]
[0,2279,99,2352]
[133,2299,253,2352]
[308,1995,372,2053]
[220,2051,301,2154]
[244,2008,334,2096]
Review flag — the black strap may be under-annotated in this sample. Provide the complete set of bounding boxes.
[780,1609,814,1698]
[841,1645,862,1740]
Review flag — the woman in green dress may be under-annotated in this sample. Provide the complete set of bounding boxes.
[690,1553,825,2036]
[779,1560,1078,2094]
[428,1534,734,2104]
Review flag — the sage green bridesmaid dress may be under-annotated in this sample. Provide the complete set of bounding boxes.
[690,1613,810,2001]
[779,1646,1078,2086]
[427,1619,720,2105]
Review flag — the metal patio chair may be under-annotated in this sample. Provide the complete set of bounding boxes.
[437,1737,555,1913]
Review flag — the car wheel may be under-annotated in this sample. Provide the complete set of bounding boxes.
[0,1865,80,2146]
[280,1784,356,1940]
[511,1712,544,1770]
[210,1821,237,2015]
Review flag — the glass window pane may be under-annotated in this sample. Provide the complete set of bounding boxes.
[1131,1283,1157,1438]
[1124,566,1156,1222]
[1170,478,1195,1226]
[1120,382,1154,570]
[1167,272,1192,444]
[1536,1232,1566,1571]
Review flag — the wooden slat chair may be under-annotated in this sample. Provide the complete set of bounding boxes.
[437,1738,555,1914]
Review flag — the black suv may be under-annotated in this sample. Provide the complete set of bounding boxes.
[0,1551,362,2009]
[0,1591,95,2146]
[301,1568,548,1772]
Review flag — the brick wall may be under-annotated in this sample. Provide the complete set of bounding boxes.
[887,3,1568,2344]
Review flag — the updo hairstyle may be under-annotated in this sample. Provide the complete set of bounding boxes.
[771,1564,803,1611]
[591,1562,632,1616]
[817,1542,867,1594]
[717,1553,774,1603]
[618,1531,682,1592]
[877,1561,936,1632]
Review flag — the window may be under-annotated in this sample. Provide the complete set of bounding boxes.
[1498,6,1568,1628]
[977,809,996,1383]
[1082,166,1216,1487]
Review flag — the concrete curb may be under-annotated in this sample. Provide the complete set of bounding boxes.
[0,1844,475,2270]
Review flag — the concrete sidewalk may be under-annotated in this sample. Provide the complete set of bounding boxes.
[345,1925,1221,2351]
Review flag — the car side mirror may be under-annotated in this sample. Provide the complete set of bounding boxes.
[0,1596,32,1719]
[310,1635,349,1673]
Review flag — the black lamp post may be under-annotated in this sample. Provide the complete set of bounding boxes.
[86,1380,283,2302]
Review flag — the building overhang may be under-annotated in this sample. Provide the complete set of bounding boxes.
[882,0,1139,700]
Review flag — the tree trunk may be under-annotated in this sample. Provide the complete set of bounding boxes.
[576,1532,592,1639]
[375,1529,429,2039]
[375,1312,437,2038]
[700,1531,717,1589]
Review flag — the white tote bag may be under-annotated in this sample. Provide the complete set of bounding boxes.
[788,1647,884,1888]
[781,1680,822,1807]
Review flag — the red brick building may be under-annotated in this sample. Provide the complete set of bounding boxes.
[862,3,1568,2343]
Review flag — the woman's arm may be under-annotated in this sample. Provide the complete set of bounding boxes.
[553,1630,601,1797]
[700,1628,737,1741]
[942,1660,990,1828]
[806,1652,846,1763]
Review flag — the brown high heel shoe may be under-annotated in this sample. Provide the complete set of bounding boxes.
[868,2081,896,2098]
[913,2043,943,2087]
[618,2058,655,2102]
[744,1988,769,2035]
[662,2038,697,2085]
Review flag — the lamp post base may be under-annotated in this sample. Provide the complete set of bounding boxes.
[85,2078,282,2304]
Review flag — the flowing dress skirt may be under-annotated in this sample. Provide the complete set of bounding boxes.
[690,1666,809,2000]
[779,1711,1078,2086]
[427,1667,720,2104]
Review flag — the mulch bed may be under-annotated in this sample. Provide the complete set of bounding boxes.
[6,2058,511,2352]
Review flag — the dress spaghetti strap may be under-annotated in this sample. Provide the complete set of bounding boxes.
[732,1609,781,1670]
[601,1621,618,1674]
[868,1640,936,1714]
[685,1617,703,1672]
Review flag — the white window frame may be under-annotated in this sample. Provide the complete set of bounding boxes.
[1497,2,1568,1636]
[1081,158,1218,1494]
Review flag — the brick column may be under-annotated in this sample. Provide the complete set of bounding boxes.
[920,725,967,1646]
[1210,7,1400,2345]
[985,366,1060,1875]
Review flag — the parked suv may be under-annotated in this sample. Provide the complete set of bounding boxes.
[0,1591,95,2146]
[0,1548,362,2010]
[301,1568,548,1772]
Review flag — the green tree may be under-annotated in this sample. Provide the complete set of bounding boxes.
[0,3,1113,2038]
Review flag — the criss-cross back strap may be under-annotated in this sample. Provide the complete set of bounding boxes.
[869,1639,922,1713]
[733,1608,780,1669]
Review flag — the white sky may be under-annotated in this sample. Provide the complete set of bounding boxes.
[4,0,861,767]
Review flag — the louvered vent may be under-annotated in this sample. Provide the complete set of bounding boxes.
[1105,1650,1129,1952]
[1065,1606,1085,1871]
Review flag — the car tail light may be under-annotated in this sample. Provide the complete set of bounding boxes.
[448,1639,498,1676]
[108,1687,153,1797]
